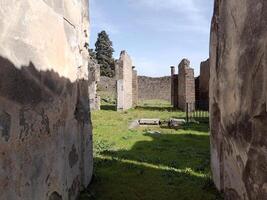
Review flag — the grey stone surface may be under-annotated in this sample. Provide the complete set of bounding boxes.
[139,119,160,125]
[210,0,267,199]
[0,1,93,200]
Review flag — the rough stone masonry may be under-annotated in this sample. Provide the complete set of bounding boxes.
[116,51,133,111]
[171,59,195,111]
[0,1,93,200]
[88,57,101,111]
[210,0,267,199]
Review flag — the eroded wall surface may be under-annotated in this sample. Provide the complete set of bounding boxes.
[210,0,267,199]
[116,51,133,111]
[89,58,100,111]
[0,1,93,200]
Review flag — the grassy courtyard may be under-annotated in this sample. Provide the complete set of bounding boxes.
[80,101,222,200]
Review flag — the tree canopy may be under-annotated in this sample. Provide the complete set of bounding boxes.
[95,31,115,77]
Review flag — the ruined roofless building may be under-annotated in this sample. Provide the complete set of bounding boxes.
[171,59,196,111]
[0,1,93,199]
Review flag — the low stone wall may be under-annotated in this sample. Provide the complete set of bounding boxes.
[138,76,171,102]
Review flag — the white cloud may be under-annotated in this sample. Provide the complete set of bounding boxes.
[128,0,211,33]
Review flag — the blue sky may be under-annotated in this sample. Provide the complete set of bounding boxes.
[89,0,214,77]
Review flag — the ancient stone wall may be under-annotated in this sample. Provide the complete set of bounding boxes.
[88,58,100,111]
[177,59,195,111]
[0,1,93,200]
[210,0,267,199]
[138,76,171,102]
[199,59,209,110]
[98,76,117,100]
[116,51,133,111]
[132,67,138,107]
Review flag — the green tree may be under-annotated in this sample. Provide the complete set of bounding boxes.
[95,31,115,77]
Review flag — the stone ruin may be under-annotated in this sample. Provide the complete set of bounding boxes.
[88,57,101,111]
[195,59,210,110]
[210,0,267,199]
[171,59,196,111]
[138,76,172,102]
[0,1,93,199]
[132,66,139,107]
[115,51,134,111]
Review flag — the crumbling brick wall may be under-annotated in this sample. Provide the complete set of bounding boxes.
[116,51,133,111]
[0,1,93,200]
[210,0,267,199]
[177,59,195,111]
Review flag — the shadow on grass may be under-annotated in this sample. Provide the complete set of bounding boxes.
[136,106,178,112]
[82,126,222,200]
[100,104,116,111]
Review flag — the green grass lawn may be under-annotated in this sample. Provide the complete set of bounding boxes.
[80,101,222,200]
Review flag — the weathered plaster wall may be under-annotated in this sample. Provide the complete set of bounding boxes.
[0,1,93,200]
[210,0,267,199]
[116,51,133,111]
[138,76,171,102]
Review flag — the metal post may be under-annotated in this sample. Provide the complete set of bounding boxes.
[186,103,189,123]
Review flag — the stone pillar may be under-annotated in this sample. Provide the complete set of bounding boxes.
[210,1,267,199]
[0,1,93,200]
[178,59,195,111]
[115,51,133,111]
[88,58,101,111]
[132,66,138,107]
[171,66,175,105]
[199,59,209,110]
